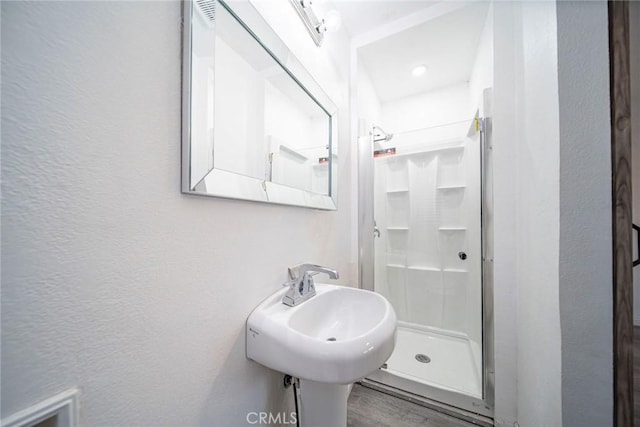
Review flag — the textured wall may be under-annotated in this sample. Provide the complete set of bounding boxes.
[492,1,613,425]
[557,1,613,425]
[515,3,563,425]
[1,1,352,426]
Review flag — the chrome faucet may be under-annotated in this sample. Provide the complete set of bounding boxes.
[282,263,339,306]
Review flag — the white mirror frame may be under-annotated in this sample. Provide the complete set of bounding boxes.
[181,0,338,210]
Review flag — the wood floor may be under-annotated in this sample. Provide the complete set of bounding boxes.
[347,384,478,427]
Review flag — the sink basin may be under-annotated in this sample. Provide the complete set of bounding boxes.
[246,284,396,384]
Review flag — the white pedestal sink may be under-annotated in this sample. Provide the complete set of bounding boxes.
[246,284,397,427]
[298,380,349,427]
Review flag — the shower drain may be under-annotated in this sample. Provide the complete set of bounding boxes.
[415,354,431,363]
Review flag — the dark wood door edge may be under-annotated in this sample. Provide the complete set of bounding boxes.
[609,1,634,426]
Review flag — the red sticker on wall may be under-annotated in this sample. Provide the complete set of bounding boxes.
[374,148,396,157]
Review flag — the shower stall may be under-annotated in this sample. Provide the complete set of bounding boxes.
[358,99,493,421]
[352,1,494,419]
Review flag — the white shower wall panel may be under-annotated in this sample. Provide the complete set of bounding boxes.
[440,230,468,271]
[442,270,469,332]
[387,193,410,228]
[374,136,481,344]
[437,148,466,188]
[406,268,443,327]
[385,158,409,192]
[438,188,465,229]
[387,265,408,322]
[462,131,482,353]
[407,154,440,270]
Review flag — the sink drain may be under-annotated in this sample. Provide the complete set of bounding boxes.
[415,354,431,363]
[326,337,337,342]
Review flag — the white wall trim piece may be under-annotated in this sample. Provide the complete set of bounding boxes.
[1,388,80,427]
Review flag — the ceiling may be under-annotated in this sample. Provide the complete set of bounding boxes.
[330,1,490,103]
[326,1,439,38]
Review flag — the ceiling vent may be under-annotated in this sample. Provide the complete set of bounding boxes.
[195,0,216,23]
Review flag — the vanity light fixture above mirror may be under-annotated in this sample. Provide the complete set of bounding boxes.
[289,0,341,46]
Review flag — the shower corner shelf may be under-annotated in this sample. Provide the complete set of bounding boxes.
[443,268,468,274]
[438,227,467,232]
[386,188,409,194]
[407,266,440,272]
[436,185,466,190]
[386,264,406,269]
[387,227,409,231]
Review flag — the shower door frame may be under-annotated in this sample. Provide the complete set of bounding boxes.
[357,90,495,422]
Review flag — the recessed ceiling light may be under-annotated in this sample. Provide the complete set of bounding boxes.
[412,65,427,77]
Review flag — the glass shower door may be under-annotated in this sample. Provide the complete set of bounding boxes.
[367,119,489,417]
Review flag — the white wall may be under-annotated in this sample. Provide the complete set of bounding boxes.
[491,2,520,423]
[381,83,471,134]
[492,2,565,425]
[556,2,613,425]
[515,3,563,425]
[492,1,612,426]
[468,5,493,116]
[356,64,382,136]
[0,2,353,426]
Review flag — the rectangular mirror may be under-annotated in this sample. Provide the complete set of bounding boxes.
[182,0,338,210]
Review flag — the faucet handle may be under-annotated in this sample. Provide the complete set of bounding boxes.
[282,264,339,307]
[288,263,339,281]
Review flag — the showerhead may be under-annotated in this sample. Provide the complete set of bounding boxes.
[372,125,393,143]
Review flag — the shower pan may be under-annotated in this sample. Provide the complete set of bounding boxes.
[358,93,494,422]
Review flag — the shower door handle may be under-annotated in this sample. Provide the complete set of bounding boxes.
[374,221,381,238]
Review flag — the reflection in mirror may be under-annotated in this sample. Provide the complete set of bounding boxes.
[183,0,338,209]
